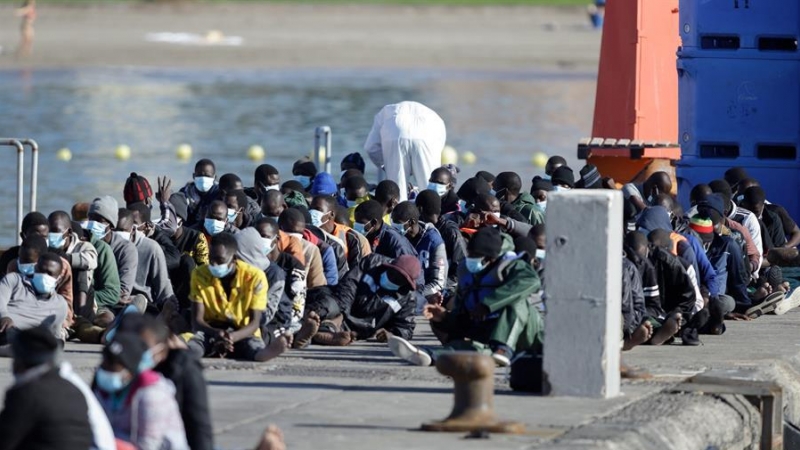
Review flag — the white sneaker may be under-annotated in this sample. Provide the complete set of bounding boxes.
[388,335,432,366]
[492,352,511,367]
[774,287,800,315]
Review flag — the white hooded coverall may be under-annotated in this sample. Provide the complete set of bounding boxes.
[364,101,447,201]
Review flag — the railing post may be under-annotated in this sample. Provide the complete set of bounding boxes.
[314,126,332,174]
[21,139,38,213]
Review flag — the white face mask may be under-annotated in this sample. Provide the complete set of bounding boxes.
[114,231,132,241]
[553,185,570,192]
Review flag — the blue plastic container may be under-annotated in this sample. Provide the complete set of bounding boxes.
[680,0,800,51]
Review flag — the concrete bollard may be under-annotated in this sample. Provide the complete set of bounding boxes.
[543,190,623,398]
[422,352,524,433]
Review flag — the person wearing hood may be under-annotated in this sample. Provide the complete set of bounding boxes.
[364,101,447,202]
[93,332,189,450]
[0,326,116,450]
[0,252,70,350]
[494,171,544,226]
[389,227,543,367]
[636,206,699,279]
[391,201,448,309]
[179,159,219,228]
[235,228,286,328]
[428,167,461,215]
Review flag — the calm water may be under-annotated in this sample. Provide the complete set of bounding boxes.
[0,67,595,245]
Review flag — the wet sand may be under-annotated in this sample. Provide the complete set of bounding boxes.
[0,3,600,71]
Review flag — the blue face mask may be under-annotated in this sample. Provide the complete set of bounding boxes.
[465,257,486,274]
[47,232,66,250]
[208,261,233,278]
[194,176,215,193]
[204,218,226,236]
[262,237,276,255]
[535,249,546,261]
[380,271,401,292]
[87,221,109,240]
[95,368,129,393]
[309,209,327,228]
[138,349,155,372]
[17,259,35,277]
[226,208,239,224]
[553,185,569,192]
[427,182,448,197]
[536,200,547,212]
[294,175,312,189]
[458,200,467,212]
[353,222,367,236]
[392,220,408,236]
[32,273,58,295]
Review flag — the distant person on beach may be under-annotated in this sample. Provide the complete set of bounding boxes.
[15,0,35,58]
[365,101,447,201]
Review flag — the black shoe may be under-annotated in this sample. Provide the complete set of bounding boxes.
[681,327,701,346]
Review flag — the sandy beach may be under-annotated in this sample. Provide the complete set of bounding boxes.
[0,3,600,71]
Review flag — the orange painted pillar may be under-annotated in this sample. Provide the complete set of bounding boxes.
[588,0,681,185]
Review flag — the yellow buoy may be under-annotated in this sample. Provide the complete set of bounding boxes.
[206,30,224,44]
[247,145,265,162]
[176,143,193,161]
[531,152,548,168]
[461,150,477,165]
[56,148,72,162]
[115,145,131,161]
[441,145,458,165]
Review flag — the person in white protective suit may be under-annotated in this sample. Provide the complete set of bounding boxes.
[364,101,447,201]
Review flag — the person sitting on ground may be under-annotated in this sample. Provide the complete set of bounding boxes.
[339,254,421,342]
[622,171,672,213]
[475,171,495,191]
[443,176,492,226]
[259,189,287,224]
[199,200,239,239]
[494,171,544,226]
[388,227,543,367]
[88,196,141,320]
[415,190,467,298]
[216,173,261,226]
[310,196,371,269]
[7,236,73,328]
[375,179,401,223]
[310,172,338,198]
[709,179,764,266]
[72,202,91,229]
[0,252,70,352]
[117,314,214,450]
[93,332,189,450]
[245,164,281,203]
[279,208,326,290]
[623,231,687,345]
[292,157,317,191]
[128,201,182,272]
[576,164,603,189]
[0,211,50,277]
[694,192,761,276]
[116,209,178,318]
[188,233,290,362]
[466,193,532,243]
[741,186,787,251]
[48,210,103,319]
[223,189,250,230]
[737,177,800,249]
[354,200,419,262]
[165,193,209,266]
[180,158,219,228]
[621,255,650,351]
[341,175,372,225]
[391,201,448,308]
[428,166,461,215]
[235,228,285,329]
[0,326,116,450]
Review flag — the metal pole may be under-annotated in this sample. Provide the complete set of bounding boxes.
[21,139,38,212]
[314,126,332,173]
[0,139,25,245]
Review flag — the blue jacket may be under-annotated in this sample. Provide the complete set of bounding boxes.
[681,233,719,296]
[409,223,448,297]
[706,234,750,308]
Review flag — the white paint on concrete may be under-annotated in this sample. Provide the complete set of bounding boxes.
[543,190,623,399]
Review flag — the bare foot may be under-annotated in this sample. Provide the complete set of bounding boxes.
[254,333,291,362]
[623,322,653,351]
[292,311,321,349]
[312,330,355,346]
[620,363,652,380]
[649,313,682,346]
[254,424,285,450]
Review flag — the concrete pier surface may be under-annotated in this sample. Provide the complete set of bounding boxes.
[1,311,798,449]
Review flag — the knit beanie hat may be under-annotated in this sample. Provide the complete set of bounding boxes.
[551,166,575,188]
[383,255,422,291]
[689,215,714,243]
[530,176,553,193]
[284,191,308,209]
[123,172,153,207]
[103,332,147,374]
[310,172,338,196]
[467,227,503,259]
[577,164,602,189]
[89,195,119,228]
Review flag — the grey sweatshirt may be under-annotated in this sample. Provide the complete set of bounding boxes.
[0,273,68,338]
[132,235,176,307]
[108,232,139,299]
[235,228,282,323]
